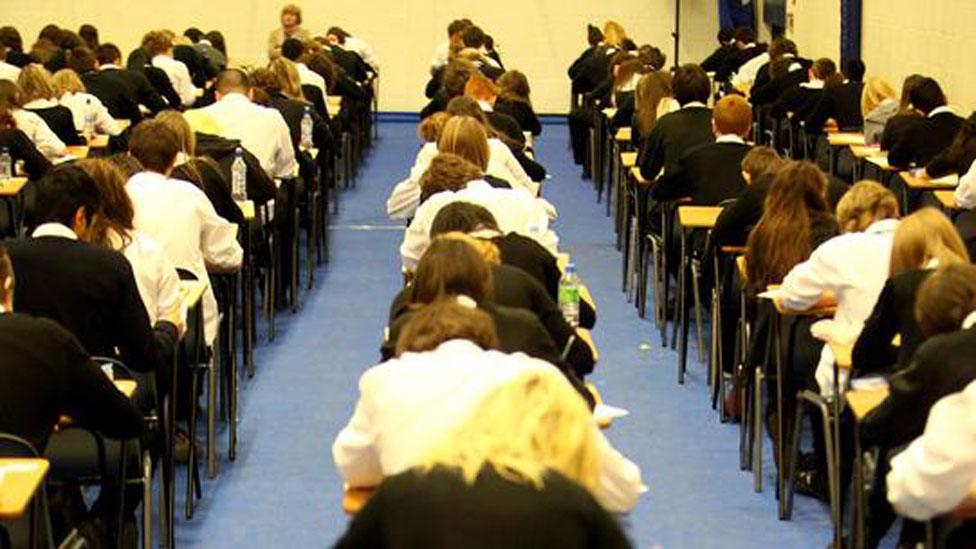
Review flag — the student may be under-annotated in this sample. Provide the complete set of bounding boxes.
[638,63,713,181]
[253,64,332,154]
[444,96,545,182]
[143,30,199,107]
[430,19,473,73]
[420,59,474,120]
[494,70,542,136]
[711,147,784,249]
[631,70,676,149]
[926,111,976,178]
[188,69,297,179]
[887,77,963,169]
[336,368,633,548]
[879,74,925,151]
[126,119,242,345]
[268,3,312,60]
[80,43,168,123]
[464,72,524,145]
[861,76,899,145]
[749,45,809,108]
[16,64,85,146]
[0,78,67,160]
[400,153,557,271]
[777,181,900,397]
[652,94,752,205]
[715,27,765,83]
[280,38,327,97]
[0,103,51,180]
[325,26,379,74]
[771,58,840,124]
[701,28,736,74]
[609,46,667,131]
[78,158,186,333]
[50,68,121,137]
[853,208,969,377]
[438,115,535,193]
[77,24,98,49]
[184,27,226,73]
[744,37,806,99]
[804,58,865,134]
[955,154,976,211]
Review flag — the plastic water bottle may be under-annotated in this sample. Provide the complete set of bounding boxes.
[231,147,247,201]
[300,106,313,150]
[0,147,12,180]
[83,97,96,139]
[558,263,581,327]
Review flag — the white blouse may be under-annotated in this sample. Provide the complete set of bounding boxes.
[332,339,646,513]
[955,158,976,210]
[11,108,67,159]
[59,92,122,136]
[110,229,186,335]
[152,54,199,107]
[386,139,538,220]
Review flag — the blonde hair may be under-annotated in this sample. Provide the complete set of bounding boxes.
[438,231,501,264]
[154,110,196,154]
[438,115,490,171]
[16,64,56,103]
[889,208,969,276]
[268,57,304,100]
[422,370,601,494]
[861,76,896,118]
[602,21,627,47]
[51,69,86,96]
[836,180,899,233]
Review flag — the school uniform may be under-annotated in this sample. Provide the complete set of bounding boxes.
[22,99,86,146]
[887,107,963,169]
[151,54,199,107]
[638,103,713,181]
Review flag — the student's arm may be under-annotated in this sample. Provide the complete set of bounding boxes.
[496,144,538,194]
[526,274,595,377]
[777,239,840,311]
[400,201,435,271]
[92,97,122,136]
[386,177,421,219]
[134,72,168,114]
[332,371,384,487]
[28,115,68,158]
[197,191,243,271]
[9,130,52,180]
[861,346,942,448]
[114,259,163,374]
[593,428,646,513]
[803,93,833,135]
[925,147,960,179]
[710,186,758,248]
[174,62,200,107]
[650,152,691,201]
[851,279,899,376]
[955,159,976,210]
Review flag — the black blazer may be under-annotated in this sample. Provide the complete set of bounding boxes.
[852,269,930,377]
[771,85,824,123]
[926,140,976,179]
[266,92,333,154]
[5,235,164,375]
[172,158,243,225]
[142,65,183,109]
[494,99,542,136]
[652,141,751,205]
[701,44,737,74]
[301,84,329,122]
[486,110,526,146]
[194,133,278,205]
[750,66,808,107]
[638,106,714,181]
[880,113,922,152]
[0,128,51,179]
[83,67,168,122]
[609,91,634,131]
[804,81,864,134]
[26,105,86,145]
[0,312,143,451]
[861,325,976,449]
[888,111,963,169]
[173,44,212,88]
[569,46,614,96]
[716,44,766,82]
[329,47,371,83]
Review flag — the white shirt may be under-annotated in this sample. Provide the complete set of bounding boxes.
[151,54,199,107]
[110,229,186,335]
[126,171,242,343]
[190,93,297,179]
[331,339,646,513]
[386,140,539,219]
[0,60,20,81]
[927,105,955,118]
[715,134,746,145]
[731,52,769,91]
[401,180,558,271]
[11,108,66,159]
[344,36,379,73]
[32,222,78,240]
[887,378,976,520]
[58,92,121,136]
[295,62,327,96]
[430,40,451,72]
[955,158,976,210]
[778,218,900,396]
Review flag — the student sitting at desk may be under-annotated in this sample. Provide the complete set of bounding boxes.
[17,64,86,146]
[861,263,976,548]
[700,28,736,75]
[336,368,633,548]
[803,58,865,135]
[771,58,840,131]
[337,298,644,514]
[630,70,676,151]
[446,96,545,183]
[886,77,962,169]
[0,105,50,180]
[608,46,667,132]
[926,111,976,178]
[861,76,899,146]
[50,67,122,138]
[494,70,542,136]
[0,79,67,159]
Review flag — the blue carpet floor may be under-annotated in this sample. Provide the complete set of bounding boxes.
[172,121,834,548]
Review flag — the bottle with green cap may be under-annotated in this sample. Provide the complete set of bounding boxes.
[558,263,580,327]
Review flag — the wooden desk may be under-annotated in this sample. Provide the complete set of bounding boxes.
[865,154,896,171]
[342,486,374,514]
[620,151,637,169]
[601,108,617,120]
[326,96,343,117]
[178,280,207,308]
[237,199,255,221]
[114,379,137,398]
[114,119,131,131]
[0,459,49,519]
[577,328,599,363]
[63,145,89,159]
[614,127,632,143]
[934,190,957,210]
[0,177,27,197]
[849,144,882,159]
[87,134,110,149]
[827,132,866,147]
[845,387,889,420]
[899,171,958,190]
[677,205,723,229]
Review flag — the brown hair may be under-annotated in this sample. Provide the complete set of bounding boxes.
[411,236,494,305]
[76,158,135,249]
[154,110,196,155]
[267,58,304,100]
[0,80,21,111]
[915,263,976,337]
[741,146,783,182]
[889,208,969,276]
[16,64,56,103]
[128,119,180,173]
[438,231,502,264]
[835,180,899,233]
[746,161,833,289]
[0,244,13,303]
[305,52,336,92]
[141,30,172,58]
[418,112,452,143]
[634,71,673,138]
[438,116,490,171]
[418,152,483,203]
[497,71,531,106]
[395,299,498,356]
[811,58,842,87]
[442,60,476,98]
[281,4,303,25]
[713,94,752,136]
[250,66,282,95]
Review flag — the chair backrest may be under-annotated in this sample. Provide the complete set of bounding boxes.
[0,433,39,458]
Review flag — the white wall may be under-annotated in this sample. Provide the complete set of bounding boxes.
[4,0,718,114]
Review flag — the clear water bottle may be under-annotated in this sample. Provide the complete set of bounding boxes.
[0,147,12,180]
[83,97,96,139]
[231,147,247,201]
[558,263,580,327]
[300,106,313,150]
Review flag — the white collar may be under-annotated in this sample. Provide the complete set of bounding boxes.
[865,218,900,235]
[464,179,493,191]
[477,100,493,112]
[963,310,976,330]
[218,92,251,105]
[928,106,954,118]
[100,63,121,70]
[24,98,58,109]
[788,62,803,72]
[682,101,707,110]
[199,39,212,46]
[801,80,825,90]
[32,222,79,240]
[715,134,746,145]
[129,170,170,185]
[741,43,756,49]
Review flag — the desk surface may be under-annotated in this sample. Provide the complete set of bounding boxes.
[114,379,137,398]
[87,134,110,149]
[0,458,49,519]
[846,387,889,420]
[620,151,637,168]
[342,486,374,514]
[828,340,854,370]
[630,166,649,185]
[602,108,617,120]
[900,171,959,190]
[178,280,208,308]
[677,205,723,229]
[237,199,255,221]
[64,145,89,160]
[934,190,957,210]
[849,144,883,159]
[577,327,599,363]
[827,132,866,147]
[865,154,896,171]
[614,127,632,143]
[0,177,28,197]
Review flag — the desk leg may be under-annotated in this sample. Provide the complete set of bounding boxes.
[678,227,688,384]
[207,347,218,479]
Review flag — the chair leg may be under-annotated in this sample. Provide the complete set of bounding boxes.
[207,349,218,479]
[142,452,152,549]
[186,371,198,520]
[753,367,764,493]
[691,260,706,364]
[739,363,752,470]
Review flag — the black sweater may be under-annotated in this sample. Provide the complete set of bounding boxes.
[494,99,542,136]
[336,466,631,549]
[638,106,714,181]
[852,269,930,377]
[0,128,51,179]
